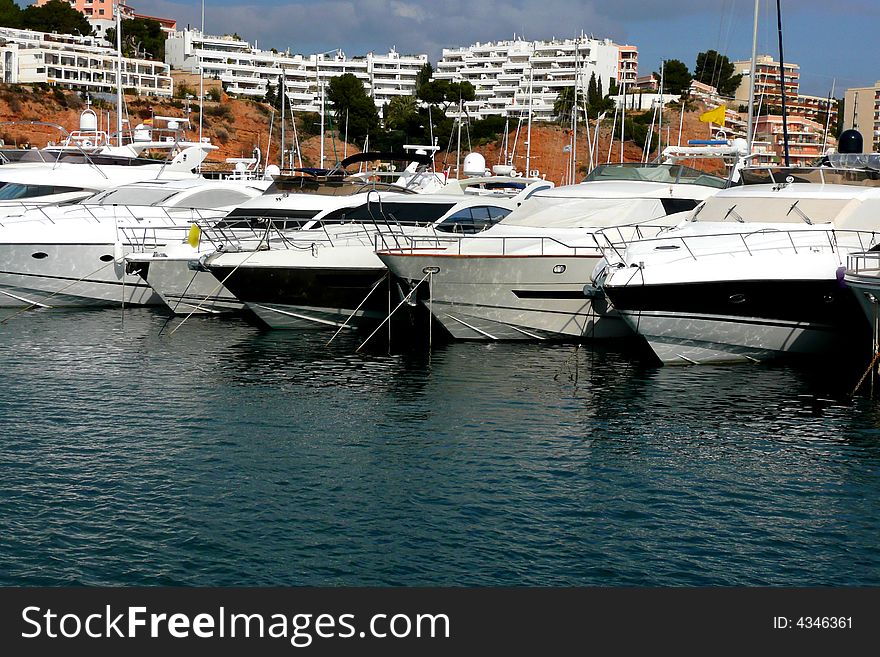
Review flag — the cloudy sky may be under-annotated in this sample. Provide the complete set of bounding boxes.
[45,1,880,95]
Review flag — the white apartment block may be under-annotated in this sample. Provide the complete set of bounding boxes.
[164,29,428,117]
[435,34,636,121]
[0,26,172,96]
[844,82,880,152]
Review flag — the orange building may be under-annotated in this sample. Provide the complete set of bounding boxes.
[34,0,129,19]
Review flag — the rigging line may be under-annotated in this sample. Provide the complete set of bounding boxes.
[167,249,260,336]
[325,272,388,347]
[356,269,432,353]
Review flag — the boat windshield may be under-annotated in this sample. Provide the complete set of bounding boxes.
[0,183,86,200]
[85,187,178,206]
[693,195,853,224]
[584,163,728,188]
[740,165,880,187]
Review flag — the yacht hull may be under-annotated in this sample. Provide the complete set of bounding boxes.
[606,278,867,364]
[207,262,389,330]
[129,258,243,315]
[843,272,880,331]
[378,251,630,340]
[0,243,161,307]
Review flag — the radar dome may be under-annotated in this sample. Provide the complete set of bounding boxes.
[838,130,863,154]
[463,152,487,177]
[264,164,281,178]
[79,109,98,133]
[731,138,749,156]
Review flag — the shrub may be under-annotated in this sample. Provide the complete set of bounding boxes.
[174,83,195,99]
[206,103,233,119]
[207,87,221,102]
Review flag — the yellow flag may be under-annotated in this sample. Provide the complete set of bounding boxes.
[699,105,727,125]
[187,224,201,248]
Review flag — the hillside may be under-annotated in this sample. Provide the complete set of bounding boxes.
[0,84,723,182]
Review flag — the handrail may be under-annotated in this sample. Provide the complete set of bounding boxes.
[597,227,880,266]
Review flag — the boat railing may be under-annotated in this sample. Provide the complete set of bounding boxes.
[373,231,608,257]
[115,208,226,252]
[599,227,880,266]
[845,251,880,276]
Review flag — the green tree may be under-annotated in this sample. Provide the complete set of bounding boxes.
[416,63,433,95]
[553,86,575,122]
[384,95,418,131]
[326,73,379,144]
[656,59,692,95]
[263,82,279,109]
[106,18,167,60]
[587,73,598,107]
[0,0,22,28]
[21,0,92,37]
[417,78,474,112]
[694,50,742,97]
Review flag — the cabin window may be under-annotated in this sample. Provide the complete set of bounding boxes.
[435,205,511,234]
[0,184,85,200]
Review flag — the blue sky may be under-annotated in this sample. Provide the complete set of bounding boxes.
[29,1,880,95]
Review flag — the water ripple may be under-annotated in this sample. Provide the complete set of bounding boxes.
[1,308,879,586]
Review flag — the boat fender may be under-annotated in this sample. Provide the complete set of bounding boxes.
[836,266,847,288]
[582,285,605,300]
[113,241,124,263]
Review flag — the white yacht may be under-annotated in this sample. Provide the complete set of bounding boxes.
[374,144,744,341]
[0,145,216,221]
[200,182,548,330]
[599,154,880,364]
[0,178,268,308]
[843,246,880,338]
[123,150,454,315]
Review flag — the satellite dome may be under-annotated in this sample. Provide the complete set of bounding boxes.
[463,152,487,177]
[838,130,863,154]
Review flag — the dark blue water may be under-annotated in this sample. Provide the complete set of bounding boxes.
[1,308,879,586]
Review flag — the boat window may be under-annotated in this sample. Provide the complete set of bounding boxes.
[524,184,555,198]
[170,189,255,210]
[0,183,86,200]
[583,163,727,187]
[319,202,456,226]
[435,205,511,234]
[660,198,700,215]
[215,208,320,230]
[87,187,177,206]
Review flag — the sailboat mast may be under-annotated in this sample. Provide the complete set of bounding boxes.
[456,97,462,178]
[198,0,205,149]
[746,0,759,155]
[115,5,123,146]
[525,62,533,175]
[775,0,790,166]
[280,72,285,167]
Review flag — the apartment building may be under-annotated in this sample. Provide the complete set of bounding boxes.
[843,82,880,152]
[0,25,172,96]
[752,114,831,165]
[434,34,636,121]
[164,29,427,116]
[34,0,177,43]
[35,0,127,19]
[732,55,836,126]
